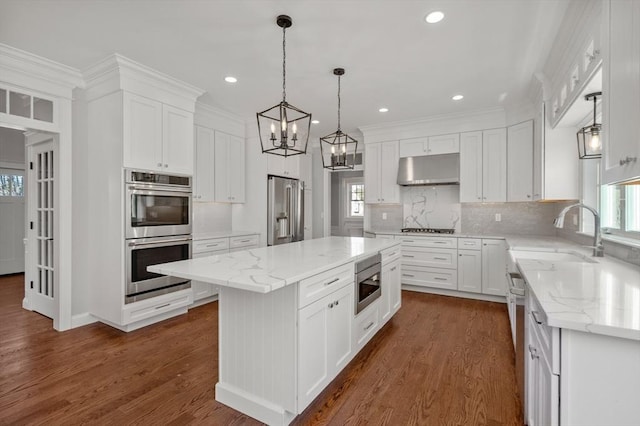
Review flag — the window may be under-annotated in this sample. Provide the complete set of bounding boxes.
[0,171,24,197]
[348,183,364,217]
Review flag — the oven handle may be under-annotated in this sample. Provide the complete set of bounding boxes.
[127,185,192,196]
[128,237,192,247]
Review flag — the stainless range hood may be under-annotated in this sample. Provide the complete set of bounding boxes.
[397,153,460,186]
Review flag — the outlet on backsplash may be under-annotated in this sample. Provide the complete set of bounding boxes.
[382,213,387,220]
[495,213,501,222]
[572,214,578,226]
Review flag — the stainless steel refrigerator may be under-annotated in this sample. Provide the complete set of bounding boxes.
[267,175,304,246]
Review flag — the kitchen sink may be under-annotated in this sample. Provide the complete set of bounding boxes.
[510,250,598,264]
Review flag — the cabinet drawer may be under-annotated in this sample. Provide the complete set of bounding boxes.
[230,234,259,249]
[354,301,379,351]
[193,238,229,254]
[401,266,457,290]
[401,247,457,269]
[122,289,193,324]
[381,245,401,263]
[299,263,354,309]
[528,292,560,374]
[458,238,481,250]
[398,236,457,249]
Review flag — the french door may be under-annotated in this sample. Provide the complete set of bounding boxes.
[26,139,56,320]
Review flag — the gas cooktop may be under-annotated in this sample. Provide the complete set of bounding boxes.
[400,228,456,234]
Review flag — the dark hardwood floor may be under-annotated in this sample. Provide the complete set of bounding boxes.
[0,274,522,425]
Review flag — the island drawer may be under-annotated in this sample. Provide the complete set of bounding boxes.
[458,238,481,250]
[193,238,229,254]
[229,234,259,249]
[528,292,560,374]
[401,247,457,269]
[397,236,457,248]
[354,301,379,351]
[380,246,401,263]
[299,262,354,309]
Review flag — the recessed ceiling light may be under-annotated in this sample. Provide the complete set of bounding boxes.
[452,94,464,101]
[311,120,320,124]
[425,11,444,24]
[224,76,237,83]
[379,107,389,113]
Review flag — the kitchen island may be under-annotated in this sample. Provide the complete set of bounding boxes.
[149,236,402,425]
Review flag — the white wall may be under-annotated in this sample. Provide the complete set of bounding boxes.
[0,127,26,164]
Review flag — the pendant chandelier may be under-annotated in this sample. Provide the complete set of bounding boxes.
[577,91,602,159]
[257,15,311,157]
[320,68,358,170]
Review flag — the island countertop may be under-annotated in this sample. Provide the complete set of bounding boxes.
[149,236,401,294]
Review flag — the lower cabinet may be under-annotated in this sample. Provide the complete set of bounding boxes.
[457,249,482,293]
[298,283,353,409]
[481,239,508,296]
[380,247,402,325]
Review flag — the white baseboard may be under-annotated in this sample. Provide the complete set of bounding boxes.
[71,312,99,328]
[402,284,507,304]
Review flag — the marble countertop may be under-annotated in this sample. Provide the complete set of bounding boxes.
[149,236,400,294]
[193,230,259,241]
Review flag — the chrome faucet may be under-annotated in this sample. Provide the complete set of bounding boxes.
[553,203,604,257]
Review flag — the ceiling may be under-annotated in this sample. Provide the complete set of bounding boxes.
[0,0,570,140]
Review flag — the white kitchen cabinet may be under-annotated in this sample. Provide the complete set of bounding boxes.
[298,283,353,409]
[457,249,482,294]
[123,92,194,175]
[364,141,399,204]
[399,133,460,157]
[507,120,534,202]
[193,125,215,201]
[602,0,640,184]
[380,247,401,325]
[267,153,300,179]
[532,103,579,201]
[214,131,245,203]
[481,239,507,297]
[460,129,506,203]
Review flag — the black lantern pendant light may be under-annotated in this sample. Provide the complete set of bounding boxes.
[577,91,602,159]
[257,15,311,157]
[320,68,358,170]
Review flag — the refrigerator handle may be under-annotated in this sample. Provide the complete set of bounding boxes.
[286,184,293,239]
[297,182,304,241]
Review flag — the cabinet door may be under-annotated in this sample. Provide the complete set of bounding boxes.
[379,141,399,203]
[482,128,507,202]
[399,138,428,157]
[123,93,163,171]
[194,125,215,201]
[460,131,483,202]
[457,249,482,293]
[389,260,401,315]
[380,262,392,324]
[507,120,534,202]
[326,285,353,375]
[162,104,194,175]
[364,144,381,203]
[602,0,640,184]
[214,131,230,202]
[228,134,245,203]
[284,156,300,179]
[481,239,507,296]
[267,154,300,178]
[532,103,544,200]
[298,296,330,409]
[428,133,460,155]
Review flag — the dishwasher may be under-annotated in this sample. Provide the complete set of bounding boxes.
[507,253,526,410]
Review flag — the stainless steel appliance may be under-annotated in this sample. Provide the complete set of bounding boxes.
[267,175,304,246]
[125,169,192,239]
[125,235,192,304]
[124,169,193,304]
[507,253,526,410]
[355,253,382,315]
[401,227,455,234]
[397,153,460,186]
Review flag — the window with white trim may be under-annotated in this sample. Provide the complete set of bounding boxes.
[0,170,24,197]
[348,183,364,218]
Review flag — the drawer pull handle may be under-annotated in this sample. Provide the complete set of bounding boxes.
[528,344,539,360]
[328,302,334,308]
[403,255,415,258]
[433,241,447,244]
[433,257,447,261]
[390,267,397,271]
[464,242,475,245]
[155,303,171,310]
[402,273,415,278]
[364,321,375,331]
[434,277,446,281]
[403,240,414,242]
[531,310,544,325]
[325,278,340,286]
[387,252,397,257]
[205,243,221,247]
[335,300,339,306]
[236,239,251,243]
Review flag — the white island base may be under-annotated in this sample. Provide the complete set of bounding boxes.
[149,237,402,425]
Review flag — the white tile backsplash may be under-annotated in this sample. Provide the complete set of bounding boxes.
[193,202,232,234]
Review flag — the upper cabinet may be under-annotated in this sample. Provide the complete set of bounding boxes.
[507,120,534,202]
[364,140,399,204]
[460,129,507,203]
[214,130,245,203]
[399,133,460,157]
[267,154,300,179]
[602,0,640,184]
[193,125,215,201]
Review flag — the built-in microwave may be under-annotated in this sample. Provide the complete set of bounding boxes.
[125,169,192,239]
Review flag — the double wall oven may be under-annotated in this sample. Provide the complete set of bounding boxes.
[124,169,192,304]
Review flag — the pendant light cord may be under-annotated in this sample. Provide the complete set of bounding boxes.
[593,95,597,124]
[337,74,341,131]
[282,26,286,103]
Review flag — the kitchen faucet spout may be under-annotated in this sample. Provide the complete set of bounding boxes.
[553,203,604,257]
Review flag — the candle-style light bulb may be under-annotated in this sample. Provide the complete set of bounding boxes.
[589,131,601,150]
[331,146,335,154]
[292,122,297,135]
[270,122,276,134]
[342,145,346,153]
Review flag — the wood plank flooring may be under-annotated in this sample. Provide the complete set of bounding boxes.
[0,274,522,425]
